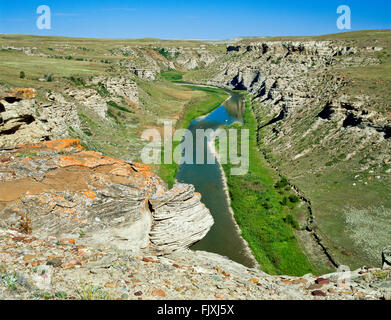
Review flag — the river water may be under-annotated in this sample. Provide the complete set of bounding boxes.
[176,89,255,268]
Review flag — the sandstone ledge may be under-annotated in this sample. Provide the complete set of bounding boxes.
[0,139,214,253]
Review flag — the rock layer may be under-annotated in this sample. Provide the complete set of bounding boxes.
[0,139,213,253]
[0,88,80,148]
[149,184,214,252]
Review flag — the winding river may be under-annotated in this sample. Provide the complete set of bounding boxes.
[176,88,255,268]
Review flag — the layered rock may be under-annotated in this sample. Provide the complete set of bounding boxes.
[88,76,139,105]
[64,87,108,119]
[0,88,80,148]
[149,184,214,252]
[0,139,213,253]
[184,39,391,268]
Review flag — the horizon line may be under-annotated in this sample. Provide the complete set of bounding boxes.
[1,29,390,42]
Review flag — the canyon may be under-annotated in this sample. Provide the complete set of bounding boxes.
[0,30,390,299]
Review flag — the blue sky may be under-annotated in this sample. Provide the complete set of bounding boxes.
[0,0,390,39]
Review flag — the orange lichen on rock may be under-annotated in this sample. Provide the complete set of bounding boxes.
[61,238,76,245]
[17,139,83,153]
[132,162,152,172]
[59,156,84,167]
[42,139,83,151]
[2,88,37,99]
[59,150,125,169]
[83,190,96,199]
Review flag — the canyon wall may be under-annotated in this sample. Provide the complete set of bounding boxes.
[184,39,391,269]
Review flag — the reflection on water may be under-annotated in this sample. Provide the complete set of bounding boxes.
[223,93,245,119]
[176,91,254,268]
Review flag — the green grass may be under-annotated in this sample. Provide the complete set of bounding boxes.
[158,85,229,188]
[107,100,134,114]
[219,94,317,276]
[161,70,185,82]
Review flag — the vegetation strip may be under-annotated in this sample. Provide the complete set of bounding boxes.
[218,93,317,276]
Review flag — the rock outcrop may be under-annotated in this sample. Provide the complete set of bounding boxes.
[0,139,389,300]
[149,184,214,252]
[0,89,80,148]
[0,226,389,300]
[89,76,139,105]
[184,39,391,269]
[0,139,214,253]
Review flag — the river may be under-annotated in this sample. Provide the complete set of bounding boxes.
[176,88,255,268]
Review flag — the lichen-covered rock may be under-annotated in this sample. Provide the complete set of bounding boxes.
[0,139,213,253]
[0,89,80,148]
[1,88,37,100]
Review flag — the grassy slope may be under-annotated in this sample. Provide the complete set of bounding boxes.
[220,94,318,276]
[0,35,218,165]
[249,30,391,268]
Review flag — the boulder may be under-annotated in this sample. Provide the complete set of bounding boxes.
[149,184,214,252]
[0,139,213,253]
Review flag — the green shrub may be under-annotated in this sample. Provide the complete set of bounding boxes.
[44,73,53,82]
[157,48,170,59]
[286,214,300,230]
[275,177,289,189]
[97,82,110,96]
[19,71,25,79]
[289,194,300,203]
[69,76,86,86]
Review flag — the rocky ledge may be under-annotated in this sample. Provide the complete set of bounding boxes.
[0,139,214,253]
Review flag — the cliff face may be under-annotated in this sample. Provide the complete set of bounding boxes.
[0,88,80,148]
[0,139,214,253]
[184,38,391,269]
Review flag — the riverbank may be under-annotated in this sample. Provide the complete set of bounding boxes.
[158,85,230,188]
[218,93,320,276]
[211,139,260,269]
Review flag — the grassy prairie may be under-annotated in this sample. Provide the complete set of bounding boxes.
[219,94,318,276]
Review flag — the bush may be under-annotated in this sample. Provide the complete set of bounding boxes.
[281,196,289,206]
[289,194,300,203]
[69,76,86,86]
[158,48,170,59]
[97,82,110,97]
[275,177,289,189]
[285,214,300,230]
[19,71,25,79]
